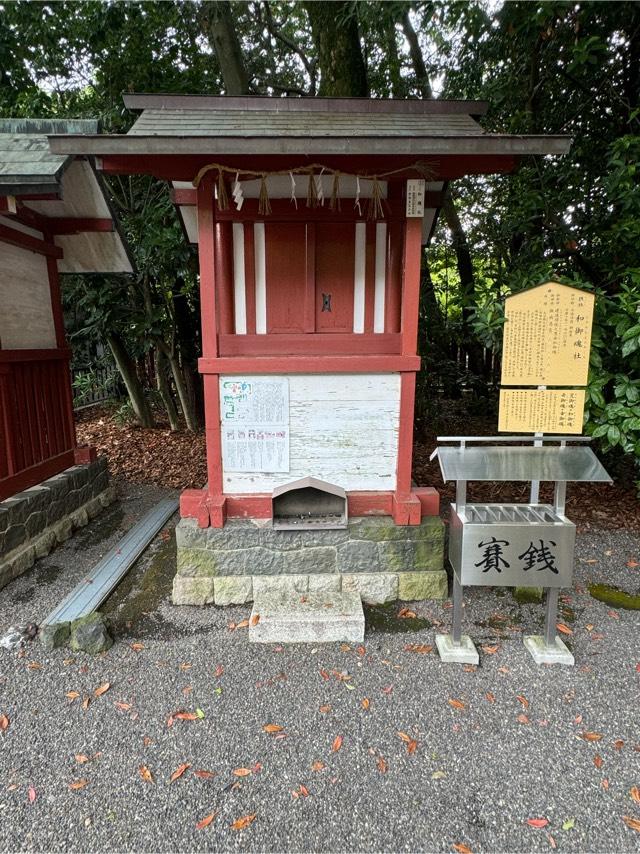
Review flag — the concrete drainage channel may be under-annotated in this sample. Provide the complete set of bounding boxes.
[35,499,178,653]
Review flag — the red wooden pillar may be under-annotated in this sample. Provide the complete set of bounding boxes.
[198,175,226,527]
[393,214,423,525]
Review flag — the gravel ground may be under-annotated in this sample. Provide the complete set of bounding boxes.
[0,482,639,854]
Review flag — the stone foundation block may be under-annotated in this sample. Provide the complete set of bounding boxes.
[398,570,448,601]
[342,572,398,604]
[252,574,309,597]
[172,575,215,606]
[308,574,341,594]
[214,575,253,605]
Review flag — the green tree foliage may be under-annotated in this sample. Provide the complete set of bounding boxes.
[1,1,638,475]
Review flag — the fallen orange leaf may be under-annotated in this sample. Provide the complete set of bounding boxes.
[356,645,366,657]
[516,714,530,725]
[319,704,331,713]
[115,701,132,712]
[130,642,144,652]
[68,779,88,791]
[397,731,412,743]
[0,714,9,731]
[170,763,190,783]
[485,693,495,703]
[407,739,418,755]
[27,662,42,670]
[404,644,433,654]
[196,812,218,830]
[482,645,498,655]
[139,765,153,783]
[630,786,640,804]
[448,699,465,710]
[556,623,573,636]
[623,816,640,832]
[516,695,529,709]
[614,739,625,750]
[75,754,90,764]
[94,683,110,698]
[174,712,199,721]
[398,607,417,619]
[194,770,216,780]
[232,768,252,777]
[453,844,473,854]
[594,755,603,769]
[231,813,256,831]
[581,731,603,742]
[65,691,79,702]
[331,735,343,753]
[262,724,283,733]
[236,619,250,629]
[312,761,325,772]
[82,697,90,711]
[250,614,260,627]
[377,756,388,774]
[28,786,36,804]
[526,818,549,828]
[361,698,370,710]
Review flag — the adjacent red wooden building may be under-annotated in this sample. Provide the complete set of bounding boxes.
[50,96,569,528]
[0,119,132,501]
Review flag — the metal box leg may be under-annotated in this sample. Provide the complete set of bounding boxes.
[524,587,574,666]
[436,575,479,665]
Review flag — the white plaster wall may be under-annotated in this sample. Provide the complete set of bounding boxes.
[0,242,56,349]
[222,373,401,493]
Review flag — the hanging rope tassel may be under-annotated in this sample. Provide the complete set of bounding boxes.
[306,171,318,208]
[367,177,385,220]
[217,170,229,211]
[354,175,362,216]
[329,172,341,211]
[258,175,272,216]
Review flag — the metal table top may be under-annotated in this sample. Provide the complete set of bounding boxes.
[434,445,612,484]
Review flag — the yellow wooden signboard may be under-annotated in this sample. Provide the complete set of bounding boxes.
[498,388,586,434]
[501,282,594,387]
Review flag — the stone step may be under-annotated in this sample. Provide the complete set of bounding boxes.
[249,591,365,644]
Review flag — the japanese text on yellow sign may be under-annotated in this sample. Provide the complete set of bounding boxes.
[498,388,586,434]
[501,283,594,387]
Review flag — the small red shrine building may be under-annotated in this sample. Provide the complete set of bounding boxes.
[0,119,132,501]
[50,96,568,534]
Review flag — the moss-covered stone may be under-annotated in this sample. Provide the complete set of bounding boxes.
[39,621,70,651]
[70,612,113,655]
[172,575,215,606]
[398,570,448,601]
[213,576,252,605]
[378,538,443,572]
[513,586,544,604]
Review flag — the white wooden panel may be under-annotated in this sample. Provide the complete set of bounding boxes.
[0,242,56,349]
[237,176,387,199]
[373,222,387,332]
[222,373,400,493]
[353,222,366,333]
[0,215,43,240]
[254,222,267,334]
[232,223,247,334]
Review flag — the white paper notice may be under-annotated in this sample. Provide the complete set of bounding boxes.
[219,376,290,473]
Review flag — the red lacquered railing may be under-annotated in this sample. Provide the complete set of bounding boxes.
[0,349,76,501]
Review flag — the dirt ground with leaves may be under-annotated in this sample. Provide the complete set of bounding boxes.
[76,403,640,532]
[0,480,639,853]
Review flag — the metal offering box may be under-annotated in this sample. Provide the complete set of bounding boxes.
[432,437,612,666]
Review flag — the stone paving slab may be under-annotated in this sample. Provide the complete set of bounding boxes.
[249,591,365,644]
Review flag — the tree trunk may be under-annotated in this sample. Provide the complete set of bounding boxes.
[200,0,250,95]
[401,8,433,98]
[157,340,199,433]
[106,332,155,428]
[156,349,180,431]
[304,2,369,96]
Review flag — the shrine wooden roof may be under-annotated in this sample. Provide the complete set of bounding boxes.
[0,119,133,274]
[47,94,571,158]
[0,119,98,195]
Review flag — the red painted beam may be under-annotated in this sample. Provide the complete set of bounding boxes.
[199,354,421,374]
[49,217,114,235]
[218,332,401,357]
[170,187,197,205]
[0,223,62,258]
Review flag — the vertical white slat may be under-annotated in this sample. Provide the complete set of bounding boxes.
[373,222,387,333]
[353,222,366,333]
[232,223,247,335]
[254,222,267,334]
